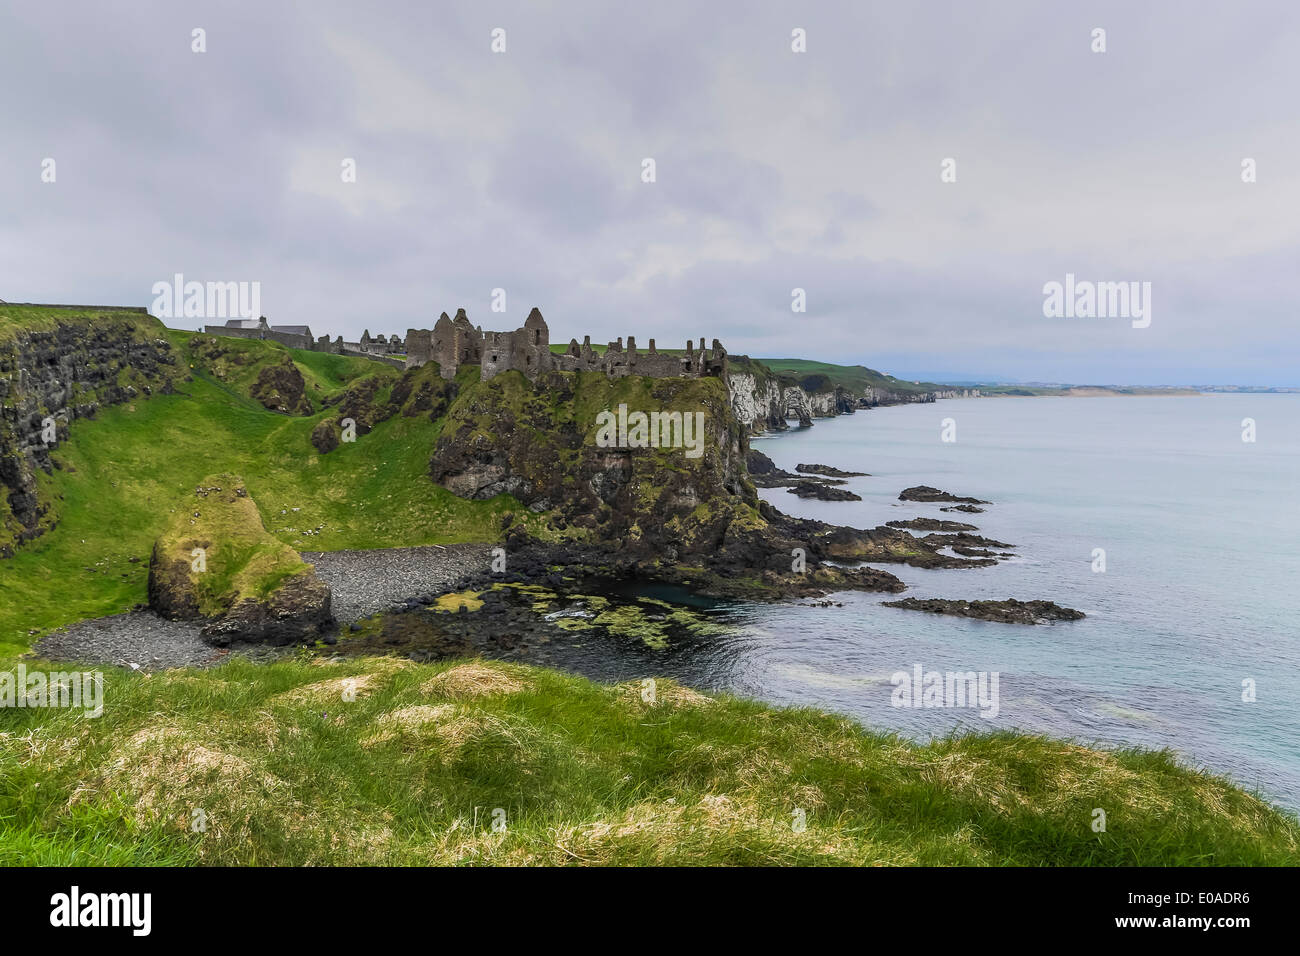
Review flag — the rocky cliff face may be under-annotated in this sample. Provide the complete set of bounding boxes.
[725,368,811,430]
[724,359,976,434]
[0,311,184,556]
[430,368,755,559]
[724,365,859,432]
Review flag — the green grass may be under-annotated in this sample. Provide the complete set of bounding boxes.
[0,338,520,653]
[0,655,1295,865]
[0,304,153,344]
[753,357,940,395]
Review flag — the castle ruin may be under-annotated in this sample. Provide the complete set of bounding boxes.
[405,308,727,382]
[202,318,407,367]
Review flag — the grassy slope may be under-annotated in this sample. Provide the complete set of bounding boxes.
[0,330,518,653]
[1,656,1294,866]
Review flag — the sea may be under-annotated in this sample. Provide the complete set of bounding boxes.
[676,394,1300,812]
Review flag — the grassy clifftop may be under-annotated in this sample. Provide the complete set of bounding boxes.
[0,303,157,344]
[1,655,1295,865]
[753,357,940,396]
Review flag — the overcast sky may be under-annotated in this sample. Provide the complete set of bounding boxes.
[2,1,1297,385]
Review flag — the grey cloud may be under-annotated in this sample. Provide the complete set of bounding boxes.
[1,0,1297,384]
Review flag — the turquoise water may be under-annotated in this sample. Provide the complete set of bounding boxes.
[720,395,1300,811]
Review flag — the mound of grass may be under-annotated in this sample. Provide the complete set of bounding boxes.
[147,475,321,623]
[0,654,1295,866]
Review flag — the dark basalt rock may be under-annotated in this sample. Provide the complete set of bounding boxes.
[887,518,979,532]
[320,372,396,434]
[0,314,183,556]
[899,485,991,504]
[430,371,751,559]
[941,504,985,514]
[796,463,869,477]
[746,449,801,487]
[311,418,341,454]
[388,363,458,421]
[746,449,780,475]
[249,356,313,415]
[200,573,333,646]
[747,449,849,489]
[920,531,1015,551]
[786,480,862,501]
[951,546,1008,558]
[882,597,1085,624]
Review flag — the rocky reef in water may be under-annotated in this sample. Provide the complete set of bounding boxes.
[882,598,1085,625]
[899,485,991,505]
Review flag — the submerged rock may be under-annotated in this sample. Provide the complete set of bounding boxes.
[796,463,869,477]
[899,485,991,504]
[882,597,1085,624]
[786,481,862,501]
[886,518,979,532]
[919,531,1015,551]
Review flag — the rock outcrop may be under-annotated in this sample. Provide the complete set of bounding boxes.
[725,365,818,431]
[723,357,979,435]
[248,355,312,415]
[147,475,332,644]
[430,369,751,558]
[0,307,184,556]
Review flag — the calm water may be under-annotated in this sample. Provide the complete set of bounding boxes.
[670,395,1300,811]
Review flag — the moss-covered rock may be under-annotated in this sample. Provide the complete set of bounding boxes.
[388,362,458,420]
[429,369,755,558]
[147,475,332,643]
[320,371,399,434]
[310,417,341,454]
[249,355,313,415]
[0,307,185,556]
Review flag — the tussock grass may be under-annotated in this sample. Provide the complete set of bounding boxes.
[1,654,1295,866]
